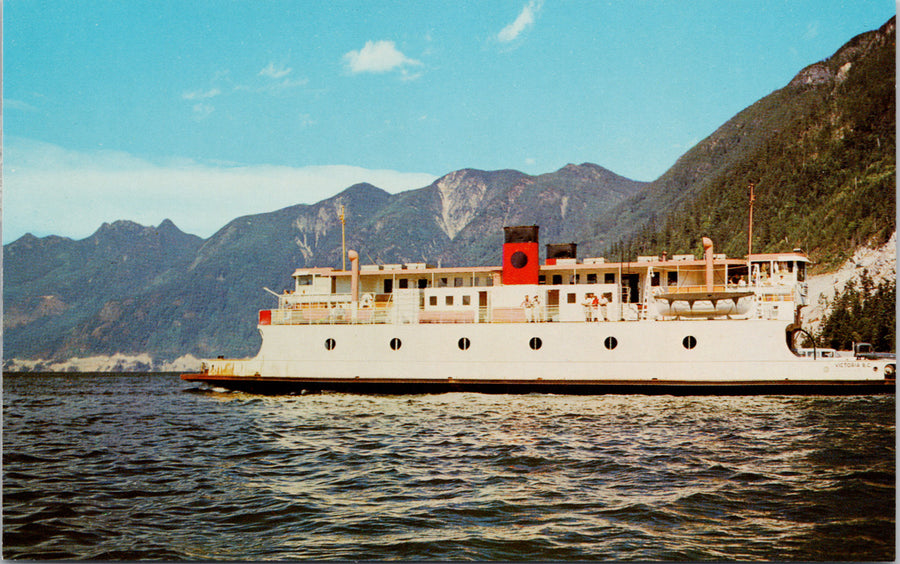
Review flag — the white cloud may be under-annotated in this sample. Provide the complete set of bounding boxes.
[259,62,292,79]
[803,21,820,41]
[343,40,422,74]
[3,138,439,241]
[5,99,39,112]
[497,0,543,43]
[182,88,221,100]
[191,103,215,120]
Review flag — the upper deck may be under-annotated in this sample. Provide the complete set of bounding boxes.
[261,236,809,327]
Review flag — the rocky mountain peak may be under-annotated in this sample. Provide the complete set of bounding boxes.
[434,170,495,240]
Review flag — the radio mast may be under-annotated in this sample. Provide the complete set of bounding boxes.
[340,204,347,271]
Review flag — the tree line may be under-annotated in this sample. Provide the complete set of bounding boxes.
[815,270,895,352]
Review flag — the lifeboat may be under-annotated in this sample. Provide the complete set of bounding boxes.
[654,290,755,318]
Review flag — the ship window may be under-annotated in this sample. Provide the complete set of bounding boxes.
[797,262,806,282]
[418,278,428,289]
[462,295,471,306]
[529,337,542,350]
[683,336,697,350]
[668,271,678,286]
[539,275,546,285]
[604,336,618,350]
[390,338,402,351]
[650,272,660,287]
[446,295,454,306]
[587,273,597,284]
[297,275,313,286]
[567,293,577,304]
[605,273,616,284]
[454,277,464,287]
[429,296,437,306]
[439,278,448,287]
[458,337,470,351]
[398,278,409,289]
[552,274,562,285]
[325,338,336,351]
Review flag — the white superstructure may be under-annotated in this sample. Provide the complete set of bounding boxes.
[183,226,895,394]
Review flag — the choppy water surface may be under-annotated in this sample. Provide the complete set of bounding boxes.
[3,373,895,560]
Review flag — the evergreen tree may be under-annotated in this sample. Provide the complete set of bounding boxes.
[817,271,896,352]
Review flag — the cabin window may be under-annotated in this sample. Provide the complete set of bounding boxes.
[587,273,597,284]
[429,296,438,306]
[569,275,579,284]
[604,273,616,284]
[445,296,454,306]
[297,275,313,286]
[552,274,562,285]
[325,338,336,351]
[390,338,402,351]
[529,337,543,350]
[683,336,697,350]
[567,293,577,304]
[384,279,393,293]
[668,271,678,286]
[539,275,546,285]
[458,337,471,351]
[604,336,618,350]
[398,278,409,289]
[454,277,464,287]
[462,295,471,306]
[418,279,428,289]
[650,272,660,287]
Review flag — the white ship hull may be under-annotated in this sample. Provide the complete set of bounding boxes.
[185,320,895,394]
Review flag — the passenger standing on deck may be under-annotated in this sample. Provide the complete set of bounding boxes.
[599,293,609,321]
[533,294,542,322]
[582,294,594,321]
[522,295,533,322]
[591,294,600,321]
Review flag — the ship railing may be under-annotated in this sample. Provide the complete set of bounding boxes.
[266,304,576,325]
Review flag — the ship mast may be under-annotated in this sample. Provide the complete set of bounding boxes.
[340,204,347,271]
[747,183,755,281]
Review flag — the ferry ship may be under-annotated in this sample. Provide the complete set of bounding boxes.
[182,226,895,395]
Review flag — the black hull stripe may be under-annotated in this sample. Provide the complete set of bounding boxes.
[181,374,895,396]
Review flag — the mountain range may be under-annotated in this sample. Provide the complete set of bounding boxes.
[4,17,895,367]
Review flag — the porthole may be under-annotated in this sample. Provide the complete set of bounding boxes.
[390,337,402,351]
[683,336,697,350]
[604,336,618,350]
[529,337,542,350]
[510,251,529,269]
[325,338,336,351]
[458,337,471,351]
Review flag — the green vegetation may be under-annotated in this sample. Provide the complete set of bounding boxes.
[602,22,895,272]
[816,271,896,352]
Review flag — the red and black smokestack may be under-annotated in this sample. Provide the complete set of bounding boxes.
[502,225,539,285]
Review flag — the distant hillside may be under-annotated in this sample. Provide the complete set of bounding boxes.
[3,164,644,362]
[584,17,895,271]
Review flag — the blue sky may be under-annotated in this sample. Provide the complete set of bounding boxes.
[4,1,895,241]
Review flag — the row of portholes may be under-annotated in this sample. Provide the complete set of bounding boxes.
[323,335,699,351]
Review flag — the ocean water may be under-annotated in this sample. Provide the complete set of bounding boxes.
[3,373,895,561]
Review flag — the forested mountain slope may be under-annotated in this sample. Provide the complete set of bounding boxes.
[585,17,895,271]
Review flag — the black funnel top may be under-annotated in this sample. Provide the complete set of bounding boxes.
[504,225,539,244]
